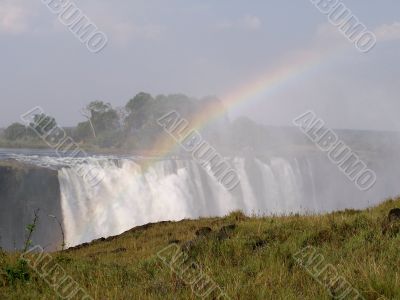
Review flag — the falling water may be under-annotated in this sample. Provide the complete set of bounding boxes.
[55,154,394,247]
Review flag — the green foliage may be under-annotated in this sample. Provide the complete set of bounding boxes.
[23,210,39,253]
[126,92,153,113]
[0,92,228,152]
[86,101,119,134]
[227,210,248,222]
[30,114,57,136]
[4,259,30,285]
[1,113,58,145]
[125,92,154,131]
[3,123,27,141]
[75,121,93,141]
[0,91,311,154]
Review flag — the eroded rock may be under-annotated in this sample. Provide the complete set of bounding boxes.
[388,208,400,222]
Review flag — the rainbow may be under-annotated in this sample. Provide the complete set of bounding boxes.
[140,46,344,169]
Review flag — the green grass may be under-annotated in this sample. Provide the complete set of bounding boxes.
[1,198,400,299]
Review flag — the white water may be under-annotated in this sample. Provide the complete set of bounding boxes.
[59,159,236,247]
[56,155,392,247]
[1,146,399,250]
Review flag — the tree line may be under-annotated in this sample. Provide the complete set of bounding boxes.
[2,92,309,154]
[1,93,230,151]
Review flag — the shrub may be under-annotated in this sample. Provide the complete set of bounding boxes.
[4,259,30,284]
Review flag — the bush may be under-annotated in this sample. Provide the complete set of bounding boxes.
[4,259,30,284]
[4,123,27,141]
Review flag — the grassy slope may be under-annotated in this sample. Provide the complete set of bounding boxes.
[1,199,400,300]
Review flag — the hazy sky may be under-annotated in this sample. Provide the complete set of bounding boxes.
[0,0,399,130]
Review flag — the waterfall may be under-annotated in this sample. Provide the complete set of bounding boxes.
[1,147,398,250]
[58,157,303,246]
[58,158,239,247]
[53,154,387,247]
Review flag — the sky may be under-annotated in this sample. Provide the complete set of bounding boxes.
[0,0,399,130]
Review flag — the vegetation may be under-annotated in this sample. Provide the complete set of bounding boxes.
[1,210,40,288]
[0,93,225,152]
[1,92,399,157]
[22,210,40,253]
[0,93,316,155]
[3,123,27,141]
[0,198,399,299]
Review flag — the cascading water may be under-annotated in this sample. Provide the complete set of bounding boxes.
[56,154,394,247]
[2,149,398,249]
[59,159,237,247]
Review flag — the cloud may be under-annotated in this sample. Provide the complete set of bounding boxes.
[0,1,31,34]
[374,22,400,42]
[216,14,262,31]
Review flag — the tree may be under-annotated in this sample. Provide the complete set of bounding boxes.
[125,92,154,131]
[126,92,153,113]
[80,109,97,138]
[82,101,119,136]
[75,121,93,141]
[4,123,27,141]
[30,114,57,136]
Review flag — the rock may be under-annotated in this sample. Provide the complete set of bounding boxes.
[217,231,228,241]
[251,239,267,251]
[382,221,400,237]
[388,208,400,222]
[217,224,236,241]
[0,160,62,251]
[195,227,212,237]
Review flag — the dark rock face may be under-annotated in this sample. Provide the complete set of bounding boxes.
[388,208,400,222]
[195,227,212,237]
[0,160,63,251]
